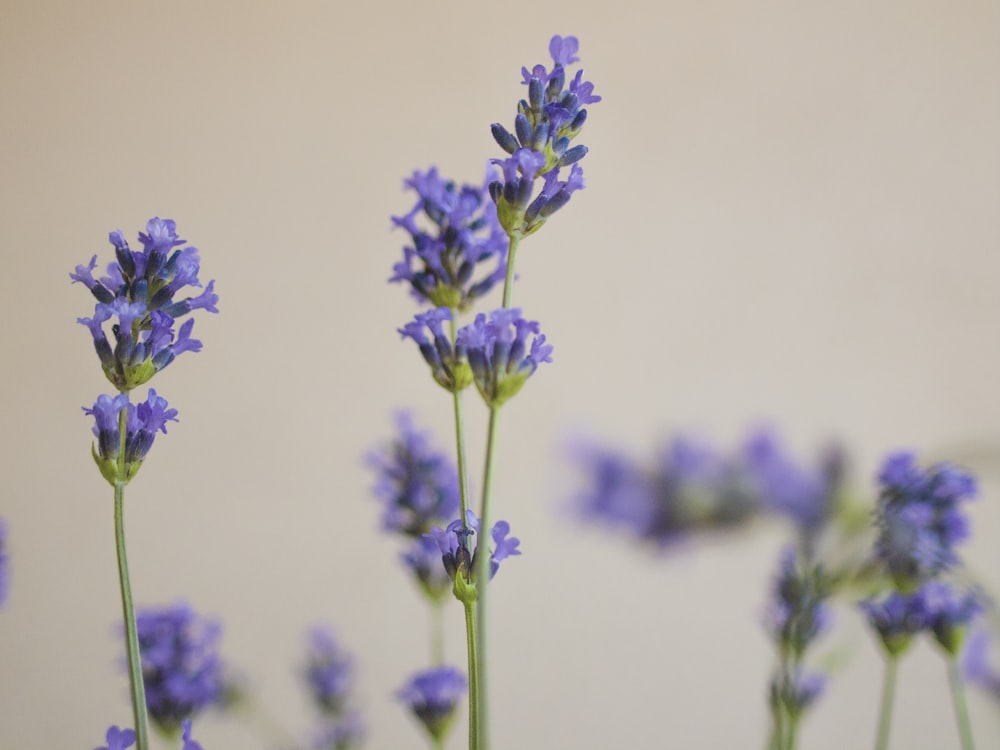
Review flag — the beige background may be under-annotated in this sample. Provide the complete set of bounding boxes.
[1,1,999,747]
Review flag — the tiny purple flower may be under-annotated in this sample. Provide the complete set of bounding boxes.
[397,666,467,741]
[767,547,831,657]
[919,580,986,655]
[425,509,521,588]
[305,626,354,716]
[859,590,927,656]
[398,308,472,392]
[94,725,136,750]
[180,720,203,750]
[402,535,453,602]
[310,712,365,750]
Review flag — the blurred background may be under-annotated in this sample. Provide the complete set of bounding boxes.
[1,1,999,747]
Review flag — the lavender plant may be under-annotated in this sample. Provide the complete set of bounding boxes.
[388,33,599,750]
[73,218,218,749]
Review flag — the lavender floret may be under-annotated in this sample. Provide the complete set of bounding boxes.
[397,666,467,741]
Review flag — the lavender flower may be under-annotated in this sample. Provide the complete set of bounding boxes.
[134,603,225,732]
[72,218,218,392]
[456,308,552,407]
[0,519,7,608]
[489,35,600,236]
[180,721,203,750]
[767,547,831,659]
[426,509,521,602]
[94,725,136,750]
[859,590,927,657]
[398,308,473,393]
[571,434,758,547]
[367,412,460,537]
[769,667,825,720]
[305,626,354,716]
[873,452,977,590]
[962,626,1000,698]
[397,666,467,741]
[920,580,986,655]
[83,390,178,485]
[311,712,365,750]
[391,167,508,311]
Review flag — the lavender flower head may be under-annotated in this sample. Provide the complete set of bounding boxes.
[72,218,218,392]
[770,667,826,720]
[397,666,468,741]
[391,166,508,311]
[489,35,600,236]
[83,389,178,485]
[873,451,977,591]
[426,509,521,602]
[398,308,473,393]
[94,726,136,750]
[920,579,987,655]
[571,434,758,548]
[311,712,365,750]
[367,412,460,537]
[456,308,552,407]
[859,590,928,657]
[305,626,354,716]
[767,547,831,658]
[134,602,225,732]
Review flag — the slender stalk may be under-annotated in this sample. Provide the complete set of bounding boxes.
[948,656,976,750]
[114,401,149,749]
[874,657,898,750]
[501,235,520,309]
[473,406,501,750]
[449,315,472,522]
[463,601,481,750]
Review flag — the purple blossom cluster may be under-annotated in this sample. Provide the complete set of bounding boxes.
[367,412,460,538]
[489,35,600,237]
[390,167,508,311]
[303,626,364,750]
[134,603,226,733]
[72,218,218,392]
[396,666,468,741]
[84,390,178,484]
[427,509,521,595]
[571,428,840,548]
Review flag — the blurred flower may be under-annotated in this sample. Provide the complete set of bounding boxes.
[873,452,977,590]
[367,412,460,537]
[397,666,467,741]
[962,625,1000,698]
[391,166,508,311]
[94,725,135,750]
[401,535,453,603]
[456,308,552,407]
[72,218,218,392]
[304,626,354,716]
[770,666,825,720]
[767,547,831,659]
[920,580,987,656]
[134,602,225,733]
[311,712,365,750]
[859,590,927,657]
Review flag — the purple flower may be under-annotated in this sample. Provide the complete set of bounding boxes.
[305,626,354,716]
[456,308,552,407]
[770,667,825,719]
[180,721,203,750]
[397,666,467,741]
[391,166,508,310]
[310,712,365,750]
[489,35,600,236]
[962,626,1000,697]
[94,725,136,750]
[859,591,927,657]
[134,602,226,732]
[873,452,977,590]
[426,509,521,594]
[84,390,178,484]
[767,547,831,657]
[73,218,217,391]
[367,412,460,537]
[919,580,986,655]
[398,308,473,393]
[401,535,453,603]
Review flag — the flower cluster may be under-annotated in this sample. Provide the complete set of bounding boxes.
[93,721,202,750]
[489,35,600,237]
[84,390,178,485]
[134,603,226,733]
[303,626,364,749]
[72,218,218,392]
[571,428,841,548]
[396,666,468,742]
[397,309,472,394]
[426,509,520,603]
[766,548,832,722]
[390,167,508,312]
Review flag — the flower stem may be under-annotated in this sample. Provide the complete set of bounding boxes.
[449,315,472,522]
[501,235,520,309]
[874,656,898,750]
[463,600,481,750]
[114,404,150,750]
[948,656,976,750]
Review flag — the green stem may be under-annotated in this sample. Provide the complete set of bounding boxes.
[449,315,472,522]
[948,656,976,750]
[114,401,149,749]
[473,406,501,750]
[501,235,520,309]
[874,657,898,750]
[463,601,481,750]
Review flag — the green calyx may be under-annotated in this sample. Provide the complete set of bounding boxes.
[91,444,141,487]
[452,566,478,606]
[104,358,156,392]
[478,371,529,408]
[434,360,473,394]
[425,283,465,312]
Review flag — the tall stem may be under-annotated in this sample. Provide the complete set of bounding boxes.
[874,657,897,750]
[463,601,481,750]
[501,235,520,309]
[449,315,472,522]
[114,406,149,750]
[948,656,976,750]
